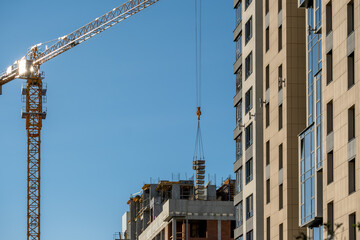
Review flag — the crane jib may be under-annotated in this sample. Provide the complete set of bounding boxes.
[0,0,159,89]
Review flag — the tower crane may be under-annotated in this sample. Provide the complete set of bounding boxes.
[0,0,159,239]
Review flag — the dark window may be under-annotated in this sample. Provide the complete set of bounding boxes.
[278,25,282,52]
[279,144,283,170]
[348,106,355,141]
[327,201,334,237]
[246,195,253,219]
[265,103,270,128]
[349,159,355,194]
[245,158,253,184]
[245,0,252,10]
[279,224,283,240]
[279,104,283,130]
[266,27,270,52]
[266,140,270,165]
[265,65,270,90]
[245,123,253,149]
[348,52,355,89]
[266,217,271,240]
[245,52,253,79]
[348,1,354,35]
[278,0,282,12]
[327,100,333,134]
[245,17,253,44]
[327,151,333,184]
[326,1,332,34]
[266,179,270,204]
[327,51,333,84]
[245,88,253,113]
[279,184,283,210]
[265,0,269,15]
[278,64,283,91]
[190,220,206,238]
[349,212,356,240]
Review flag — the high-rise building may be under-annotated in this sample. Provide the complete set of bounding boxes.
[298,0,360,239]
[233,0,309,239]
[233,0,264,239]
[262,1,307,240]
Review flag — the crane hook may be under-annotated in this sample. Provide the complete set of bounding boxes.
[196,106,201,120]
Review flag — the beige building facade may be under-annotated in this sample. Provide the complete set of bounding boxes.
[233,0,264,239]
[298,0,360,239]
[263,1,307,240]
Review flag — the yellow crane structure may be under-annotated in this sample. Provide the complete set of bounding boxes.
[0,1,159,239]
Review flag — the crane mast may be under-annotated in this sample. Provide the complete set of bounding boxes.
[0,1,159,240]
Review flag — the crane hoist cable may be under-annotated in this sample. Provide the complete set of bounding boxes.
[192,0,205,200]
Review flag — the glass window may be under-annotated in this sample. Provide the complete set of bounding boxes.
[348,106,355,141]
[245,158,253,184]
[236,134,243,161]
[266,179,270,204]
[265,0,269,15]
[313,225,323,240]
[327,151,333,184]
[315,73,323,169]
[349,159,355,194]
[279,184,283,209]
[245,0,252,10]
[326,51,333,84]
[279,224,283,240]
[245,52,253,79]
[279,104,283,130]
[327,100,333,134]
[265,103,270,128]
[326,1,332,34]
[266,140,270,165]
[236,100,243,126]
[246,195,253,219]
[235,1,242,27]
[265,27,270,52]
[245,88,252,114]
[265,65,270,90]
[348,52,355,89]
[279,144,283,170]
[245,123,253,149]
[315,0,321,29]
[300,126,316,225]
[278,25,282,52]
[266,217,270,240]
[278,0,282,12]
[245,17,252,45]
[348,1,354,35]
[236,166,243,192]
[236,67,243,94]
[349,213,356,240]
[236,34,242,60]
[327,201,334,237]
[236,201,243,227]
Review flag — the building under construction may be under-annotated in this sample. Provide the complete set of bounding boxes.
[121,178,236,240]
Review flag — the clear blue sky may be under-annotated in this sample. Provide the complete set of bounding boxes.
[0,0,235,239]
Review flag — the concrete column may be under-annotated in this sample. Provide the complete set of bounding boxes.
[217,220,221,240]
[172,218,177,240]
